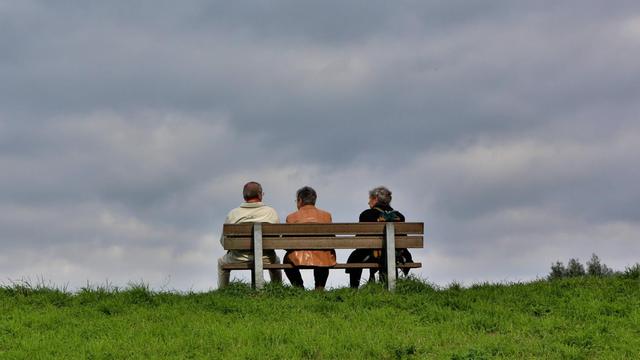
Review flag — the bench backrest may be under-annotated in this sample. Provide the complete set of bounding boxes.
[222,222,424,250]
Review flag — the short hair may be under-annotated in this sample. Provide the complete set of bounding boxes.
[243,181,263,201]
[369,186,392,206]
[296,186,317,206]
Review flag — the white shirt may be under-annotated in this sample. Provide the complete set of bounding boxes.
[220,202,280,262]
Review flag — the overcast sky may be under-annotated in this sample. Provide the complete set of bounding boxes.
[2,1,640,290]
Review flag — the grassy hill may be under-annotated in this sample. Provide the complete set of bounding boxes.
[1,277,639,359]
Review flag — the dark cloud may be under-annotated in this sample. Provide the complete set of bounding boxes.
[1,1,640,289]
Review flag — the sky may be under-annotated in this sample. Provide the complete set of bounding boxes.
[1,1,640,290]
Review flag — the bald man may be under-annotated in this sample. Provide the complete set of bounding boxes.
[217,181,283,288]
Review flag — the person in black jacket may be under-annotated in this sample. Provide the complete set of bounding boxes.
[346,186,412,288]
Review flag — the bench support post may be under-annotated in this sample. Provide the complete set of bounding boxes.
[385,222,396,291]
[251,223,265,290]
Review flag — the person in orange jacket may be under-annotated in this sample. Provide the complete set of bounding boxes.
[283,186,336,290]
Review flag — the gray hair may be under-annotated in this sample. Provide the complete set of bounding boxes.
[369,186,392,206]
[243,181,263,201]
[296,186,317,206]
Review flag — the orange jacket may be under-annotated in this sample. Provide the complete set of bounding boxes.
[285,205,337,266]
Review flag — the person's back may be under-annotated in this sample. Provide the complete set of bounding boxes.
[217,181,283,288]
[286,205,331,224]
[223,201,279,262]
[359,204,405,223]
[226,203,279,224]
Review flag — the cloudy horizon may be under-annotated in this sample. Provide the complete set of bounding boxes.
[2,1,640,290]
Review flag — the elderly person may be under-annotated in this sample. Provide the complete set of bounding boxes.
[217,181,283,288]
[346,186,413,289]
[284,186,336,290]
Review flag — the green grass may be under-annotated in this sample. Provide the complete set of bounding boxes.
[1,277,639,359]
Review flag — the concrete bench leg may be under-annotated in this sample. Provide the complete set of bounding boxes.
[385,222,396,292]
[252,223,265,290]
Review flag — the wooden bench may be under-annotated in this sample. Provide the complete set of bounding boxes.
[221,222,424,291]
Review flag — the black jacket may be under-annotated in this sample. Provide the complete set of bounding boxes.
[359,204,405,222]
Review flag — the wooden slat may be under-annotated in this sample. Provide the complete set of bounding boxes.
[262,223,424,236]
[223,222,424,236]
[223,236,423,250]
[222,223,253,236]
[333,262,422,269]
[221,262,423,270]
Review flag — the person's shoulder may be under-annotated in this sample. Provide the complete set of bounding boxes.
[285,210,299,223]
[315,207,332,217]
[262,204,277,212]
[385,207,405,221]
[224,205,245,224]
[359,208,378,222]
[263,205,279,217]
[315,207,332,222]
[245,202,279,223]
[360,208,376,216]
[226,205,242,217]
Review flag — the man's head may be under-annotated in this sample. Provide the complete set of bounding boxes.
[368,186,392,208]
[243,181,263,202]
[296,186,317,208]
